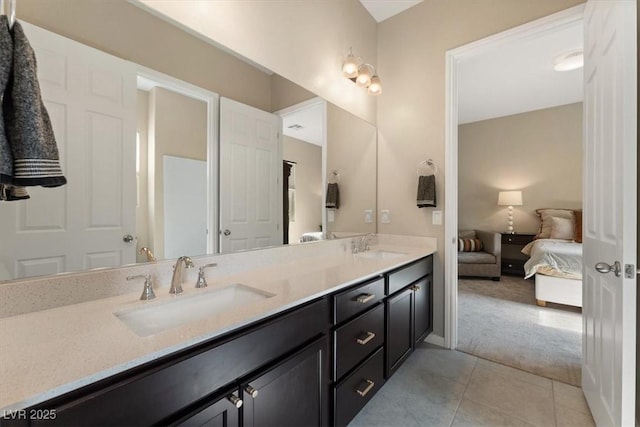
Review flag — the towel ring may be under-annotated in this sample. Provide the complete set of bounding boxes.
[328,170,340,184]
[417,159,438,177]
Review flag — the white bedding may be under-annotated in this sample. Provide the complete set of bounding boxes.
[522,239,582,280]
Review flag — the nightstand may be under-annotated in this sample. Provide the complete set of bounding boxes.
[501,233,535,276]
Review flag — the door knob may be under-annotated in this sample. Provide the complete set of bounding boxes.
[123,234,134,243]
[595,261,621,277]
[222,229,231,237]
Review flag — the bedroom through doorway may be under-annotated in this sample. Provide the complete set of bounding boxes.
[453,7,585,387]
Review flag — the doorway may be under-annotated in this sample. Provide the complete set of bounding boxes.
[444,4,586,374]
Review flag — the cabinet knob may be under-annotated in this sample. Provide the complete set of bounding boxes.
[356,293,375,304]
[244,385,259,398]
[355,379,375,397]
[227,394,243,408]
[356,331,376,345]
[411,285,421,292]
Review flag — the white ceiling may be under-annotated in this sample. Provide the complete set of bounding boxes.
[458,20,583,124]
[360,0,424,22]
[281,101,324,146]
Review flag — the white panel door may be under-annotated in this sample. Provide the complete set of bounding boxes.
[581,1,637,426]
[0,23,136,279]
[163,155,207,259]
[219,97,281,253]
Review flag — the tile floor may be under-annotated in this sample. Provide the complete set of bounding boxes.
[349,344,595,427]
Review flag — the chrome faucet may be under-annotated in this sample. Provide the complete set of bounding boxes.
[195,263,217,288]
[353,233,376,253]
[170,256,194,294]
[126,274,156,300]
[139,247,156,262]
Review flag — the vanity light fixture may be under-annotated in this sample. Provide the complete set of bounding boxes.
[342,48,382,95]
[553,49,584,72]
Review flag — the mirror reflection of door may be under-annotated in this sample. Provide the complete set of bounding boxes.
[136,85,208,262]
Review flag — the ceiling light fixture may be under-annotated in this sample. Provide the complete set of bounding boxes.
[342,48,382,95]
[553,50,584,72]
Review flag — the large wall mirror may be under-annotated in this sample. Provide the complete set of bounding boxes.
[0,0,377,282]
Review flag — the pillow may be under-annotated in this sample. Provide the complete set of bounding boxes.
[535,209,575,239]
[573,210,583,243]
[458,238,483,252]
[458,230,477,239]
[550,216,575,240]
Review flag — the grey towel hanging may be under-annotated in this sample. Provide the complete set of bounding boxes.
[417,175,436,208]
[3,20,66,187]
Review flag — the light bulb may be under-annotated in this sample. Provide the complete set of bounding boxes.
[356,64,372,87]
[368,75,382,95]
[342,50,359,78]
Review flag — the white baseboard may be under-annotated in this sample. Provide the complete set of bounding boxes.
[424,333,445,347]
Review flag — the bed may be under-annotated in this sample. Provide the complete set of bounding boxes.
[522,208,583,308]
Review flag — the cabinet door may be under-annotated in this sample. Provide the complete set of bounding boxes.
[413,276,433,346]
[386,288,413,378]
[242,337,328,427]
[175,392,241,427]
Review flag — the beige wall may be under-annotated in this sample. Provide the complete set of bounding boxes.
[270,75,316,113]
[458,103,583,234]
[17,0,272,112]
[137,0,378,124]
[326,104,377,235]
[148,88,207,259]
[136,90,151,263]
[377,0,585,336]
[283,137,323,243]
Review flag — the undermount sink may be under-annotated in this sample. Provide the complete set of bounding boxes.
[356,250,407,260]
[114,283,275,337]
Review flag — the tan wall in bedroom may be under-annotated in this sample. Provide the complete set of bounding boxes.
[458,103,583,235]
[148,88,207,260]
[17,0,272,112]
[376,0,585,336]
[283,137,323,244]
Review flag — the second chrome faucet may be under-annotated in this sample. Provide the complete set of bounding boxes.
[170,256,194,294]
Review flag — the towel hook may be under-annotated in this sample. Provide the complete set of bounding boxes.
[328,170,340,184]
[417,159,438,177]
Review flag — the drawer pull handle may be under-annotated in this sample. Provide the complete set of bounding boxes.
[356,293,375,304]
[227,394,243,408]
[244,385,259,398]
[356,331,376,345]
[411,285,421,292]
[355,379,375,397]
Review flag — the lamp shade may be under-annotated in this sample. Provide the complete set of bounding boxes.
[342,52,359,78]
[497,191,523,206]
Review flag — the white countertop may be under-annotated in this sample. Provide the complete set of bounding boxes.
[0,242,435,411]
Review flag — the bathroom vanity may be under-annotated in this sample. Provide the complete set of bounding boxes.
[0,238,435,427]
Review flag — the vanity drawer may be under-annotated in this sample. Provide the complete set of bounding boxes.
[387,256,432,295]
[334,347,384,427]
[334,303,384,380]
[334,277,384,324]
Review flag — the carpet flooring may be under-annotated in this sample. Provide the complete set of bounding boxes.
[457,276,582,386]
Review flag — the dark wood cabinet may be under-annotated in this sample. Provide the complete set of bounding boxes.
[386,287,413,377]
[501,233,535,276]
[412,275,432,346]
[242,337,328,427]
[175,389,241,427]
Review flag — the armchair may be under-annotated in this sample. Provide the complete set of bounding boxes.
[457,230,501,281]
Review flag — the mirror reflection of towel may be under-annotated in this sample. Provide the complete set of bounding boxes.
[326,183,340,209]
[417,175,436,208]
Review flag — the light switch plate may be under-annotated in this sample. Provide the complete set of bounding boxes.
[432,210,442,225]
[381,210,390,224]
[328,210,335,222]
[364,209,373,223]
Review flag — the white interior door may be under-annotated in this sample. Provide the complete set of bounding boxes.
[581,1,637,426]
[0,22,136,280]
[163,155,207,259]
[219,97,281,253]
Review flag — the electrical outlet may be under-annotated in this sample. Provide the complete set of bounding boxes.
[432,210,442,225]
[381,210,390,224]
[364,209,373,223]
[328,210,335,222]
